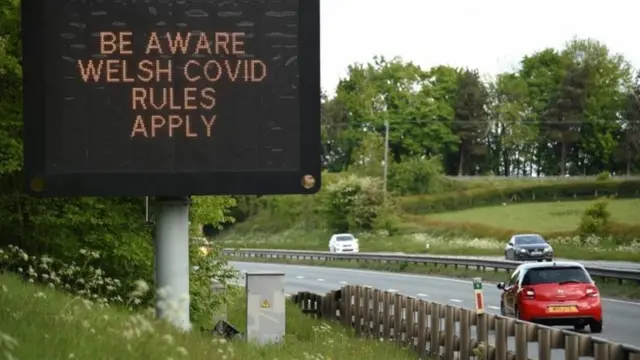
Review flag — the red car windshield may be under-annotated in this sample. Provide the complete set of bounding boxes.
[522,266,592,285]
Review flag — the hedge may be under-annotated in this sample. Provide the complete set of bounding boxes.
[399,179,640,214]
[404,215,640,242]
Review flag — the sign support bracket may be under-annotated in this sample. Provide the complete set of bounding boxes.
[153,196,191,331]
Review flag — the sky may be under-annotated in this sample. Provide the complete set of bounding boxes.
[320,0,639,97]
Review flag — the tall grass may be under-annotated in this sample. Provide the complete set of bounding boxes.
[0,246,417,359]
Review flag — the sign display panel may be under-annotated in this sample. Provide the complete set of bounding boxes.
[22,0,320,196]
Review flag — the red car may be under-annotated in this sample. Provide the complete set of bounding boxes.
[497,261,602,333]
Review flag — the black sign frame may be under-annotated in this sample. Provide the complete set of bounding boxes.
[22,0,321,197]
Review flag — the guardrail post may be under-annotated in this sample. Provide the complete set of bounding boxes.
[514,321,528,360]
[593,342,609,360]
[345,285,354,328]
[429,302,440,356]
[459,309,471,360]
[373,289,381,338]
[363,287,372,337]
[537,328,551,360]
[564,333,579,360]
[405,297,415,348]
[394,293,403,344]
[476,313,488,352]
[444,305,455,359]
[354,286,362,336]
[495,317,507,360]
[417,300,427,358]
[382,291,391,339]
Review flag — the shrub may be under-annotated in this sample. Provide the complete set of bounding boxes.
[595,171,611,181]
[405,213,640,242]
[1,245,146,307]
[1,242,238,325]
[577,197,612,242]
[0,197,155,293]
[189,242,239,325]
[387,157,446,195]
[189,196,237,237]
[399,179,640,214]
[322,175,394,232]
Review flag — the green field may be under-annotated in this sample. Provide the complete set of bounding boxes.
[0,272,415,360]
[424,199,640,232]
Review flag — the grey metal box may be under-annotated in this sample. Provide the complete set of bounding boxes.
[245,272,286,344]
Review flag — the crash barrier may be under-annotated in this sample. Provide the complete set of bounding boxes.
[222,249,640,285]
[291,285,640,360]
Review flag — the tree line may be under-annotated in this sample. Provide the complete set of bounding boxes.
[321,38,640,177]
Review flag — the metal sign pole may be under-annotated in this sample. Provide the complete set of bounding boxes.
[154,196,191,331]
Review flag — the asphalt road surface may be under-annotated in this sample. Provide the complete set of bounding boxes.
[231,261,640,359]
[374,253,640,270]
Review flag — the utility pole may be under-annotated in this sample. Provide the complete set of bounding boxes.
[383,120,389,198]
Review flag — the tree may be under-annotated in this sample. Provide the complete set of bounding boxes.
[617,70,640,175]
[487,72,535,175]
[542,58,589,175]
[335,57,458,169]
[518,48,566,176]
[348,130,386,177]
[320,92,351,172]
[450,69,489,175]
[562,38,633,174]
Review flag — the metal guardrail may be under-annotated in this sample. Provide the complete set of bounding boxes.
[222,249,640,284]
[446,175,640,181]
[293,285,640,360]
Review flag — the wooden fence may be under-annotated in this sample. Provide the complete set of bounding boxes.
[291,285,640,360]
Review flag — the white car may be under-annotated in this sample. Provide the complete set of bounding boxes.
[328,233,359,253]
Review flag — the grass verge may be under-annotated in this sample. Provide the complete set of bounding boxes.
[227,257,640,300]
[0,272,416,360]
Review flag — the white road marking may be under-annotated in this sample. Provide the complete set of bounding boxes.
[488,306,501,310]
[602,298,640,306]
[449,299,463,303]
[296,275,304,279]
[231,262,640,306]
[339,281,348,284]
[317,278,325,282]
[387,289,398,292]
[417,293,429,297]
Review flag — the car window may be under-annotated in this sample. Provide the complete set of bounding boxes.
[514,235,546,245]
[336,235,354,241]
[521,266,592,285]
[507,270,520,286]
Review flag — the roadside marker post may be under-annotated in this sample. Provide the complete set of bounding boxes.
[473,277,485,315]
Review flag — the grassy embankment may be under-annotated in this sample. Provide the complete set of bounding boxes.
[221,177,640,299]
[0,272,416,359]
[219,177,640,262]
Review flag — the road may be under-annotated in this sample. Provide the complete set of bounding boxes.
[231,261,640,359]
[374,252,640,270]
